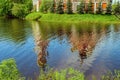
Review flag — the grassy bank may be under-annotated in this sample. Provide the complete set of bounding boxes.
[25,12,120,24]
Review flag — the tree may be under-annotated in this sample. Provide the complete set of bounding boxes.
[106,2,112,14]
[40,0,51,13]
[12,3,28,18]
[56,0,64,14]
[97,2,102,14]
[77,0,85,14]
[66,0,73,14]
[114,1,120,14]
[114,1,120,19]
[50,0,56,13]
[86,0,92,13]
[0,0,13,16]
[25,0,33,11]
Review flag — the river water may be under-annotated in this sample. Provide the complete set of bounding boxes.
[0,18,120,80]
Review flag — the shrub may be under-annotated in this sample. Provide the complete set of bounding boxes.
[0,0,13,16]
[114,1,120,14]
[77,0,85,14]
[102,70,120,80]
[56,0,64,14]
[0,59,25,80]
[97,2,102,14]
[12,3,29,18]
[39,0,51,13]
[50,0,56,13]
[106,2,112,14]
[66,0,73,14]
[86,0,92,14]
[38,68,84,80]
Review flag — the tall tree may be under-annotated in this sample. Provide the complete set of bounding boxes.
[114,1,120,14]
[77,0,85,14]
[66,0,73,14]
[50,0,56,13]
[114,1,120,19]
[106,2,112,14]
[86,0,92,13]
[97,2,102,14]
[56,0,64,14]
[40,0,51,13]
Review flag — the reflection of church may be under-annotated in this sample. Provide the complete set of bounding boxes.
[32,22,48,69]
[34,0,112,13]
[31,22,109,72]
[69,27,100,64]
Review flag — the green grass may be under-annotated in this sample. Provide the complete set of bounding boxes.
[25,12,120,24]
[25,12,42,20]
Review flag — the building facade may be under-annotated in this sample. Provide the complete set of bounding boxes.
[34,0,112,13]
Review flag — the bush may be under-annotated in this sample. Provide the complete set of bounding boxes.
[106,2,112,14]
[97,2,102,14]
[0,59,25,80]
[114,1,120,14]
[56,0,64,14]
[66,0,73,14]
[0,0,13,16]
[86,0,92,14]
[39,68,84,80]
[25,0,33,11]
[77,0,85,14]
[12,3,29,18]
[50,0,56,13]
[102,70,120,80]
[39,0,51,13]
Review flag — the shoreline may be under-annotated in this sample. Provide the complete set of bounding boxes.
[25,12,120,24]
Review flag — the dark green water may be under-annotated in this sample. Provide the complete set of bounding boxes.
[0,18,120,80]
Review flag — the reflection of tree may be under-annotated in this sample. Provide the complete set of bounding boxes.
[0,19,27,43]
[32,22,48,70]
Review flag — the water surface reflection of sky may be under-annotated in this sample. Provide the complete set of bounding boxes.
[0,19,120,80]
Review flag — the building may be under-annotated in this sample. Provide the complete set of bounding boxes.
[34,0,112,13]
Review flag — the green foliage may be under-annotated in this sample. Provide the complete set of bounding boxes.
[25,0,33,11]
[0,59,25,80]
[40,0,51,13]
[50,0,56,13]
[26,12,42,20]
[86,0,92,14]
[114,1,120,14]
[0,0,32,18]
[77,0,85,14]
[97,2,102,14]
[11,3,29,18]
[102,70,120,80]
[0,0,13,16]
[66,0,73,14]
[106,2,112,15]
[56,0,64,14]
[38,68,84,80]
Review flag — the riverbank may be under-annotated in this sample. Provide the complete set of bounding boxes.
[1,58,120,80]
[25,12,120,24]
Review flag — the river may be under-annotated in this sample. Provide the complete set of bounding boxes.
[0,18,120,80]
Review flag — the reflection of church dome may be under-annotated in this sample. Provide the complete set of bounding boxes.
[32,22,48,68]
